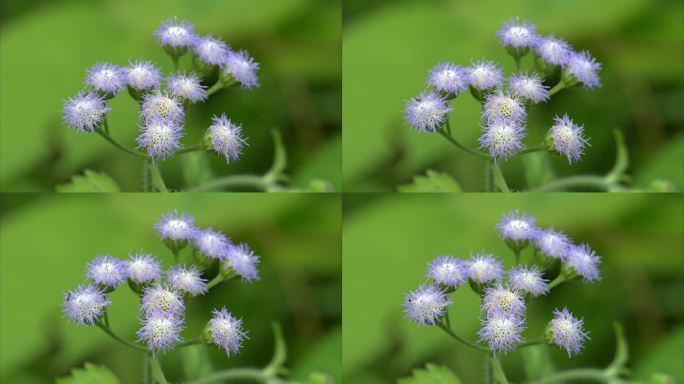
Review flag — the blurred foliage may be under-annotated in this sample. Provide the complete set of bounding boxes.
[0,193,341,383]
[342,0,684,191]
[342,194,684,383]
[0,0,341,192]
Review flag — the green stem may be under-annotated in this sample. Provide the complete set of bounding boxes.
[171,248,179,264]
[529,175,623,192]
[172,56,179,73]
[187,175,273,192]
[96,322,148,351]
[185,369,273,384]
[148,159,169,192]
[525,369,623,384]
[96,129,147,158]
[437,322,489,352]
[206,81,223,97]
[177,338,204,348]
[518,337,545,348]
[484,160,492,192]
[514,56,521,73]
[513,248,521,264]
[490,161,510,192]
[490,355,510,384]
[547,274,567,289]
[437,128,490,159]
[149,354,169,384]
[519,144,547,155]
[206,274,224,290]
[548,81,566,96]
[177,144,203,154]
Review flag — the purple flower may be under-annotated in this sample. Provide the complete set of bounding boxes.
[141,285,185,316]
[168,265,207,296]
[567,244,601,282]
[478,309,525,353]
[137,117,184,159]
[496,210,537,242]
[63,92,110,132]
[86,255,126,287]
[155,17,196,49]
[508,266,549,296]
[207,308,248,357]
[549,115,589,164]
[137,310,184,352]
[125,252,162,284]
[222,50,260,89]
[193,228,231,260]
[467,253,503,284]
[534,35,572,66]
[482,285,526,317]
[428,63,468,95]
[167,72,207,103]
[86,63,126,95]
[403,284,452,326]
[155,210,197,242]
[427,256,468,288]
[508,73,549,103]
[566,51,601,89]
[533,228,572,260]
[125,60,162,91]
[549,307,588,357]
[482,91,526,124]
[63,284,111,325]
[205,115,247,163]
[225,243,260,282]
[497,18,538,50]
[479,117,526,161]
[140,91,184,124]
[192,35,231,66]
[467,60,503,91]
[404,91,452,132]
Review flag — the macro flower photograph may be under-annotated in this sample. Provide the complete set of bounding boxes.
[0,194,341,383]
[342,0,683,192]
[0,0,341,192]
[343,193,683,383]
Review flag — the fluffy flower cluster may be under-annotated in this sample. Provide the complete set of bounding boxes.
[63,17,259,163]
[63,210,260,357]
[404,17,599,163]
[404,210,600,356]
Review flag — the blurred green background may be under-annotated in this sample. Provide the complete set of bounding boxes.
[0,193,341,383]
[0,0,341,192]
[343,194,684,383]
[342,0,684,191]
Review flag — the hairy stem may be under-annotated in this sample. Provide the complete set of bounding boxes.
[518,337,545,348]
[177,338,204,348]
[490,354,510,384]
[519,144,547,155]
[185,368,273,384]
[525,369,624,384]
[187,175,275,192]
[97,129,147,158]
[437,322,489,353]
[148,159,169,192]
[96,322,148,351]
[513,248,521,264]
[529,175,621,192]
[437,128,490,159]
[490,162,510,192]
[149,354,169,384]
[177,144,203,154]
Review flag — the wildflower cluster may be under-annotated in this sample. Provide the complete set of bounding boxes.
[405,17,599,163]
[63,209,261,357]
[404,210,601,357]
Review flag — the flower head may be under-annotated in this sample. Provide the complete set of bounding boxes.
[496,210,537,242]
[427,256,468,288]
[534,35,572,66]
[155,210,197,242]
[225,243,260,282]
[140,91,184,124]
[63,92,110,132]
[467,60,503,91]
[567,244,601,282]
[467,253,503,284]
[478,310,525,353]
[508,266,549,296]
[549,307,588,357]
[168,265,208,296]
[192,35,231,66]
[125,252,162,284]
[508,73,549,103]
[86,255,127,287]
[404,91,452,132]
[167,72,207,103]
[141,285,185,316]
[533,228,572,260]
[125,60,162,91]
[403,285,452,325]
[566,51,601,89]
[193,228,231,260]
[155,17,196,49]
[482,285,526,317]
[497,18,538,49]
[428,63,468,95]
[137,117,184,159]
[548,115,589,163]
[137,311,184,352]
[86,63,126,95]
[223,50,260,89]
[207,308,248,357]
[63,284,111,325]
[482,91,526,123]
[205,115,247,163]
[479,117,526,161]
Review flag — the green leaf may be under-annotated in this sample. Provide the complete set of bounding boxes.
[180,151,214,188]
[180,344,213,381]
[397,363,462,384]
[398,170,462,192]
[55,170,120,193]
[521,345,555,380]
[633,326,684,382]
[55,363,120,384]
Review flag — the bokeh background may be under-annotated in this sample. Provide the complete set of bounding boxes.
[0,0,341,192]
[0,193,341,383]
[342,0,684,191]
[343,193,684,383]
